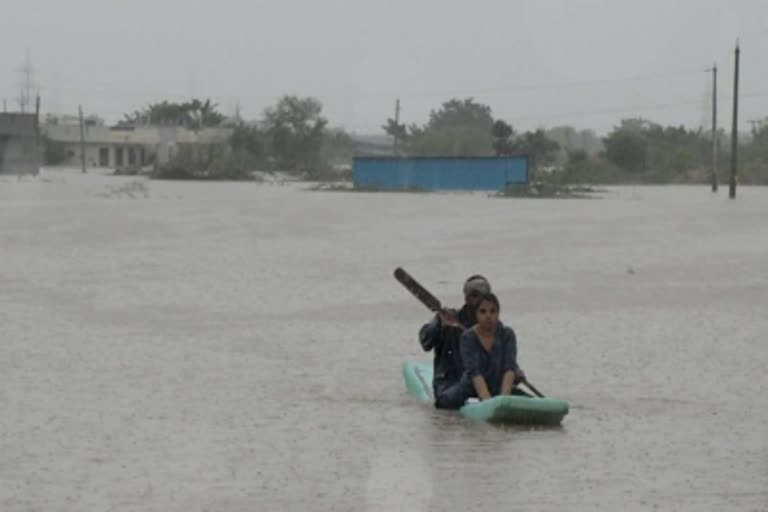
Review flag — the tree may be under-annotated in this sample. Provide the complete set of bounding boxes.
[545,126,603,154]
[404,98,495,156]
[602,118,711,178]
[146,101,190,126]
[187,98,225,129]
[741,118,768,184]
[603,127,648,173]
[382,118,407,154]
[491,120,516,156]
[122,109,148,126]
[518,129,561,169]
[263,95,328,172]
[747,119,768,162]
[567,149,588,164]
[122,98,224,128]
[230,124,263,156]
[321,128,355,164]
[427,98,493,130]
[669,147,696,174]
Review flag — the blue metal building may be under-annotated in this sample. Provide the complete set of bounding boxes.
[352,156,528,191]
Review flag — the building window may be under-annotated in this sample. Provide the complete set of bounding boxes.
[115,147,124,167]
[128,147,136,166]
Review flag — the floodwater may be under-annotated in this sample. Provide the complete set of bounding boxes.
[1,168,767,511]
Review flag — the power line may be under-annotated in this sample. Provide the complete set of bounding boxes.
[413,69,709,97]
[36,67,709,104]
[28,62,768,130]
[507,91,768,122]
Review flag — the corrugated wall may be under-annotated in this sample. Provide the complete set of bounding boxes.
[0,113,41,175]
[0,136,41,175]
[352,156,528,191]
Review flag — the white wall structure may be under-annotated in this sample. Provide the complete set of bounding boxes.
[44,123,233,169]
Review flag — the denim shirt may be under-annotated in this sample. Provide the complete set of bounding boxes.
[460,322,519,395]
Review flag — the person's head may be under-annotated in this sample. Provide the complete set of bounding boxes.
[473,292,500,331]
[463,274,491,309]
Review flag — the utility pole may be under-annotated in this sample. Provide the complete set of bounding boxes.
[393,98,401,155]
[35,95,41,175]
[234,101,242,125]
[78,105,87,173]
[710,64,718,192]
[729,43,740,199]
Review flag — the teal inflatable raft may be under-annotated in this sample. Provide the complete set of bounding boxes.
[402,360,569,425]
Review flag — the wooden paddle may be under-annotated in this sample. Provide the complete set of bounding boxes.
[393,267,442,312]
[520,380,545,398]
[394,267,547,398]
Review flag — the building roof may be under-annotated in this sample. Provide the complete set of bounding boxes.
[44,124,232,145]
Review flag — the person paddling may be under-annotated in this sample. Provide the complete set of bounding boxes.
[419,275,492,409]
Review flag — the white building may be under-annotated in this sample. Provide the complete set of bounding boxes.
[44,122,233,169]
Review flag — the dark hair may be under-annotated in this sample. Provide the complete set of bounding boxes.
[463,274,492,297]
[465,274,488,284]
[472,292,500,313]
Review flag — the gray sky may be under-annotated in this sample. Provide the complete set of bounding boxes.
[1,0,767,135]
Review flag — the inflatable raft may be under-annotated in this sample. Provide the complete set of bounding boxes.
[402,360,569,425]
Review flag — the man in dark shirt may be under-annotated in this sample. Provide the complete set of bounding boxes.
[418,275,492,409]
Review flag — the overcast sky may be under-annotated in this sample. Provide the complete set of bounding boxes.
[1,0,766,135]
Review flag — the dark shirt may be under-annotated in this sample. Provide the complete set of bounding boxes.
[418,306,473,395]
[460,322,519,396]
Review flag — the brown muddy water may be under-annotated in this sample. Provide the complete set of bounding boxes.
[1,169,766,511]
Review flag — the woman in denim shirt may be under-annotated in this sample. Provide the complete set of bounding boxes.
[460,292,522,400]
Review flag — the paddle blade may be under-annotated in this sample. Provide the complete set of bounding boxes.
[393,267,442,312]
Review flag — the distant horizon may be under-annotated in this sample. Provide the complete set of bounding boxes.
[2,1,766,137]
[7,57,765,138]
[28,98,760,141]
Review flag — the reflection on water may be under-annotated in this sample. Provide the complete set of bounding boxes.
[1,169,767,511]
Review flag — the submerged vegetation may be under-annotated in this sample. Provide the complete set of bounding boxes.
[105,95,768,187]
[498,181,600,199]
